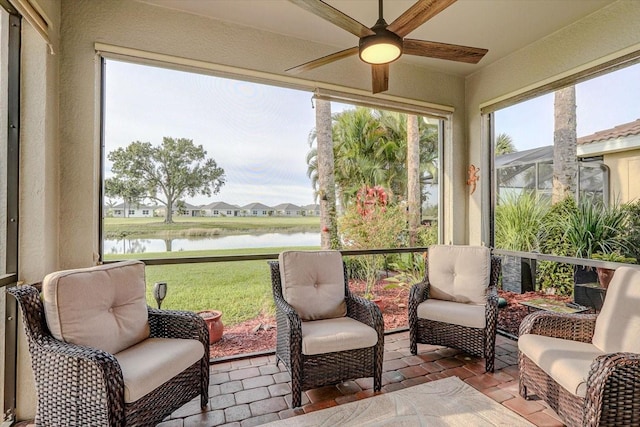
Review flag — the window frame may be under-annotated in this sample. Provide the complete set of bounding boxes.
[1,1,21,422]
[98,50,448,261]
[484,52,640,249]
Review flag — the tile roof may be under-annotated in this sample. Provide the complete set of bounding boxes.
[578,119,640,145]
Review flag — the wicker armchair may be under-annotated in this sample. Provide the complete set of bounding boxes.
[7,261,209,427]
[269,250,384,408]
[409,245,501,372]
[519,266,640,427]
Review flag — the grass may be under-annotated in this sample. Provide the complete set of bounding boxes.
[107,246,319,326]
[104,216,321,239]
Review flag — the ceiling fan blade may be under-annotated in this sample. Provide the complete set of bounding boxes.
[371,64,389,94]
[404,39,488,64]
[388,0,457,37]
[288,0,374,38]
[286,46,359,74]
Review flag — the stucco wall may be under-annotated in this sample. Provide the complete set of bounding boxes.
[16,0,61,419]
[465,0,640,245]
[605,149,640,203]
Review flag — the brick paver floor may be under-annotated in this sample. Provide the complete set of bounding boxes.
[159,332,564,427]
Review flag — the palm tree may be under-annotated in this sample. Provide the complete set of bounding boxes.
[495,133,516,155]
[307,107,439,213]
[552,86,578,204]
[314,99,339,249]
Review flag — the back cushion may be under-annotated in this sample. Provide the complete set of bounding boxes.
[427,245,490,304]
[43,260,150,355]
[279,250,347,321]
[592,267,640,353]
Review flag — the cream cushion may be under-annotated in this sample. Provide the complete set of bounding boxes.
[114,337,204,403]
[592,267,640,353]
[519,334,605,397]
[301,317,378,356]
[417,299,486,329]
[42,260,150,355]
[427,245,490,304]
[279,250,347,321]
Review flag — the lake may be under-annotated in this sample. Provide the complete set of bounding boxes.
[104,232,321,254]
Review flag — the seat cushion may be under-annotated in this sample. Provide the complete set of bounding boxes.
[417,299,486,329]
[427,245,490,304]
[42,260,150,355]
[519,334,605,397]
[279,250,347,321]
[592,267,640,353]
[301,317,378,356]
[114,337,204,403]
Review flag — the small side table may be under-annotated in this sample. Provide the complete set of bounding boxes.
[520,298,589,314]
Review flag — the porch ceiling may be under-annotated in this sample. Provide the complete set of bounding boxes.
[137,0,616,77]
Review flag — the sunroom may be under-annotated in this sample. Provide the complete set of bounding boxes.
[2,0,640,425]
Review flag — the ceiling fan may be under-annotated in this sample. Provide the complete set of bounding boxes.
[286,0,488,94]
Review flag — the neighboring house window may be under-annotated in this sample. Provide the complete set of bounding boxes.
[129,210,135,215]
[227,210,232,215]
[115,210,122,215]
[142,210,149,215]
[252,210,257,215]
[262,210,267,215]
[213,210,219,215]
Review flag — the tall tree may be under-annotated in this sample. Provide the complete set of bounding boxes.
[407,114,420,245]
[315,99,339,249]
[107,137,225,223]
[552,86,578,204]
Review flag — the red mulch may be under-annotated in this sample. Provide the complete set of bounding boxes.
[209,283,574,358]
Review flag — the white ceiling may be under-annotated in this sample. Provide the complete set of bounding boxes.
[139,0,616,76]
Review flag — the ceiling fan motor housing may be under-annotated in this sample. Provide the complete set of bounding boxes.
[359,19,403,65]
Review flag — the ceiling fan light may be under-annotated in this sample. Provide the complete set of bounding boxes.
[359,30,403,65]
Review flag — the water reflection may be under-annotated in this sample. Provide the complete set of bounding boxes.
[104,232,320,254]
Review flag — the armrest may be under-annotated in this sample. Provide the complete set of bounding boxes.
[409,280,429,304]
[519,311,597,342]
[584,352,640,423]
[29,334,125,425]
[148,308,209,348]
[346,295,384,340]
[273,293,302,334]
[408,280,429,321]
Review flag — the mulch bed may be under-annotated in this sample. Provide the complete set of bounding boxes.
[209,283,575,359]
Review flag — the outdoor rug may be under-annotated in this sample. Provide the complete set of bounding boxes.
[263,376,534,426]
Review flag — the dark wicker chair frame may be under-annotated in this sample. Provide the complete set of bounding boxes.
[8,285,210,427]
[409,256,501,372]
[268,261,384,408]
[519,311,640,427]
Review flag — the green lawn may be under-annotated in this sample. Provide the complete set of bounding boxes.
[103,217,322,325]
[108,246,319,326]
[103,216,321,239]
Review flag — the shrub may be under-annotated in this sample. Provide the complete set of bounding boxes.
[562,197,630,259]
[537,196,577,295]
[339,186,407,297]
[495,192,549,251]
[621,200,640,262]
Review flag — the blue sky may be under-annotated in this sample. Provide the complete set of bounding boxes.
[105,59,639,207]
[495,63,640,151]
